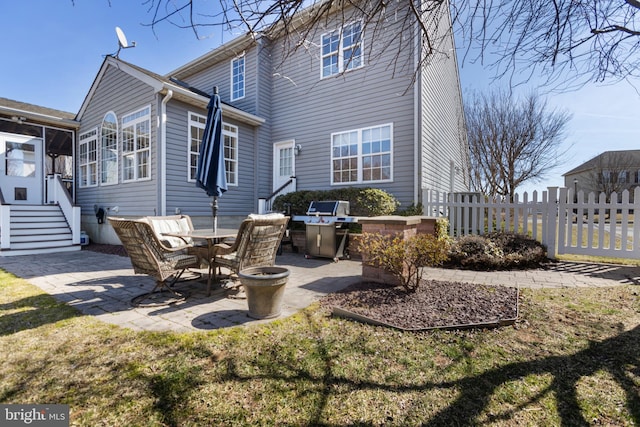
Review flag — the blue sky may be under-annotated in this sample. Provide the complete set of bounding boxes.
[2,0,639,193]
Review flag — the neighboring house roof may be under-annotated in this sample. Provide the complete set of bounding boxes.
[564,150,640,176]
[0,97,79,129]
[77,56,265,126]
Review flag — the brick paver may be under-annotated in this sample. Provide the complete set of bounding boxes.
[1,250,638,332]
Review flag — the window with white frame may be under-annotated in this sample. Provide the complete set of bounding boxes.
[122,106,151,182]
[101,112,118,185]
[231,56,245,101]
[79,128,98,187]
[222,124,238,185]
[321,21,362,78]
[331,123,392,184]
[188,112,238,185]
[188,112,207,181]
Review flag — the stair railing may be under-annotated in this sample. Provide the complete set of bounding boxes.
[46,174,82,244]
[0,188,8,249]
[258,176,296,214]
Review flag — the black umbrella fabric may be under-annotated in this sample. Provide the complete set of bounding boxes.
[196,86,228,231]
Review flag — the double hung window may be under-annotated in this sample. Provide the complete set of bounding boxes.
[79,128,98,187]
[231,56,245,101]
[321,22,363,78]
[122,106,151,182]
[188,112,238,186]
[331,123,392,184]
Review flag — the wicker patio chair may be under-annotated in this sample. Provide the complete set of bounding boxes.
[209,215,290,296]
[108,217,201,306]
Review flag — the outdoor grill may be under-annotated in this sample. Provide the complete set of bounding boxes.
[292,200,357,261]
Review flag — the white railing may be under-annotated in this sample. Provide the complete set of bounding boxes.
[0,190,9,249]
[258,177,297,214]
[424,187,640,260]
[46,174,81,244]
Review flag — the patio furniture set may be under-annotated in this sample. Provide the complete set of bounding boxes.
[108,214,289,309]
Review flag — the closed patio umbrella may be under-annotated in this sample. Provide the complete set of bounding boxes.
[196,86,228,232]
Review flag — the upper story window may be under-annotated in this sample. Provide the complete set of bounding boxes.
[231,56,245,101]
[78,128,98,188]
[101,112,118,185]
[619,170,629,184]
[331,123,392,184]
[321,21,363,78]
[188,112,238,186]
[122,106,151,182]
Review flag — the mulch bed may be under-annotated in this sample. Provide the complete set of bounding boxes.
[320,280,519,330]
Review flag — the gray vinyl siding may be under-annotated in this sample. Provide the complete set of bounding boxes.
[268,4,418,207]
[255,37,274,197]
[180,39,274,200]
[76,64,159,218]
[164,100,257,218]
[419,6,469,195]
[180,46,259,116]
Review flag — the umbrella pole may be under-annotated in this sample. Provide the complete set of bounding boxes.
[212,196,218,233]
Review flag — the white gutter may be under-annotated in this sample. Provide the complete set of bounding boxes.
[160,90,173,216]
[158,85,265,126]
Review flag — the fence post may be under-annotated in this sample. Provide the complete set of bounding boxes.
[545,187,558,259]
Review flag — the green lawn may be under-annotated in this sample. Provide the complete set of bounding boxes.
[1,269,639,426]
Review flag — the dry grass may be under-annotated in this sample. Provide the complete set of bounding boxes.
[1,269,639,426]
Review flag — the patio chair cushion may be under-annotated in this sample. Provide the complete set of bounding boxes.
[248,213,285,220]
[147,215,195,248]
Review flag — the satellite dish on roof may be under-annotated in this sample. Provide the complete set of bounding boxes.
[113,26,136,58]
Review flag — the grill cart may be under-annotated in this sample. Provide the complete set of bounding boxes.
[292,200,357,262]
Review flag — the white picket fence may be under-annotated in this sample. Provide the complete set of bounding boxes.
[423,187,640,259]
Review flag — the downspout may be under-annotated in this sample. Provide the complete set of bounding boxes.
[413,15,421,204]
[160,90,173,216]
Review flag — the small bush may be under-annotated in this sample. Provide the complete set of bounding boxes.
[359,232,450,293]
[272,187,399,217]
[395,202,424,216]
[447,232,547,270]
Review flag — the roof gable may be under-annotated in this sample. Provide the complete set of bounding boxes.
[77,56,264,126]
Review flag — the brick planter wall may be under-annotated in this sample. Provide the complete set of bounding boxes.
[358,216,438,285]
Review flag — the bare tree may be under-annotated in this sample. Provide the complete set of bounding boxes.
[465,91,571,200]
[140,0,640,88]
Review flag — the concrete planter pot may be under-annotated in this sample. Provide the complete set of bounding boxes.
[239,266,290,319]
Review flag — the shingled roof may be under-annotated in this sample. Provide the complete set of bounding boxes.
[564,150,640,176]
[0,97,78,128]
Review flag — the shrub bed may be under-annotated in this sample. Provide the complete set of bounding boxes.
[447,232,547,270]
